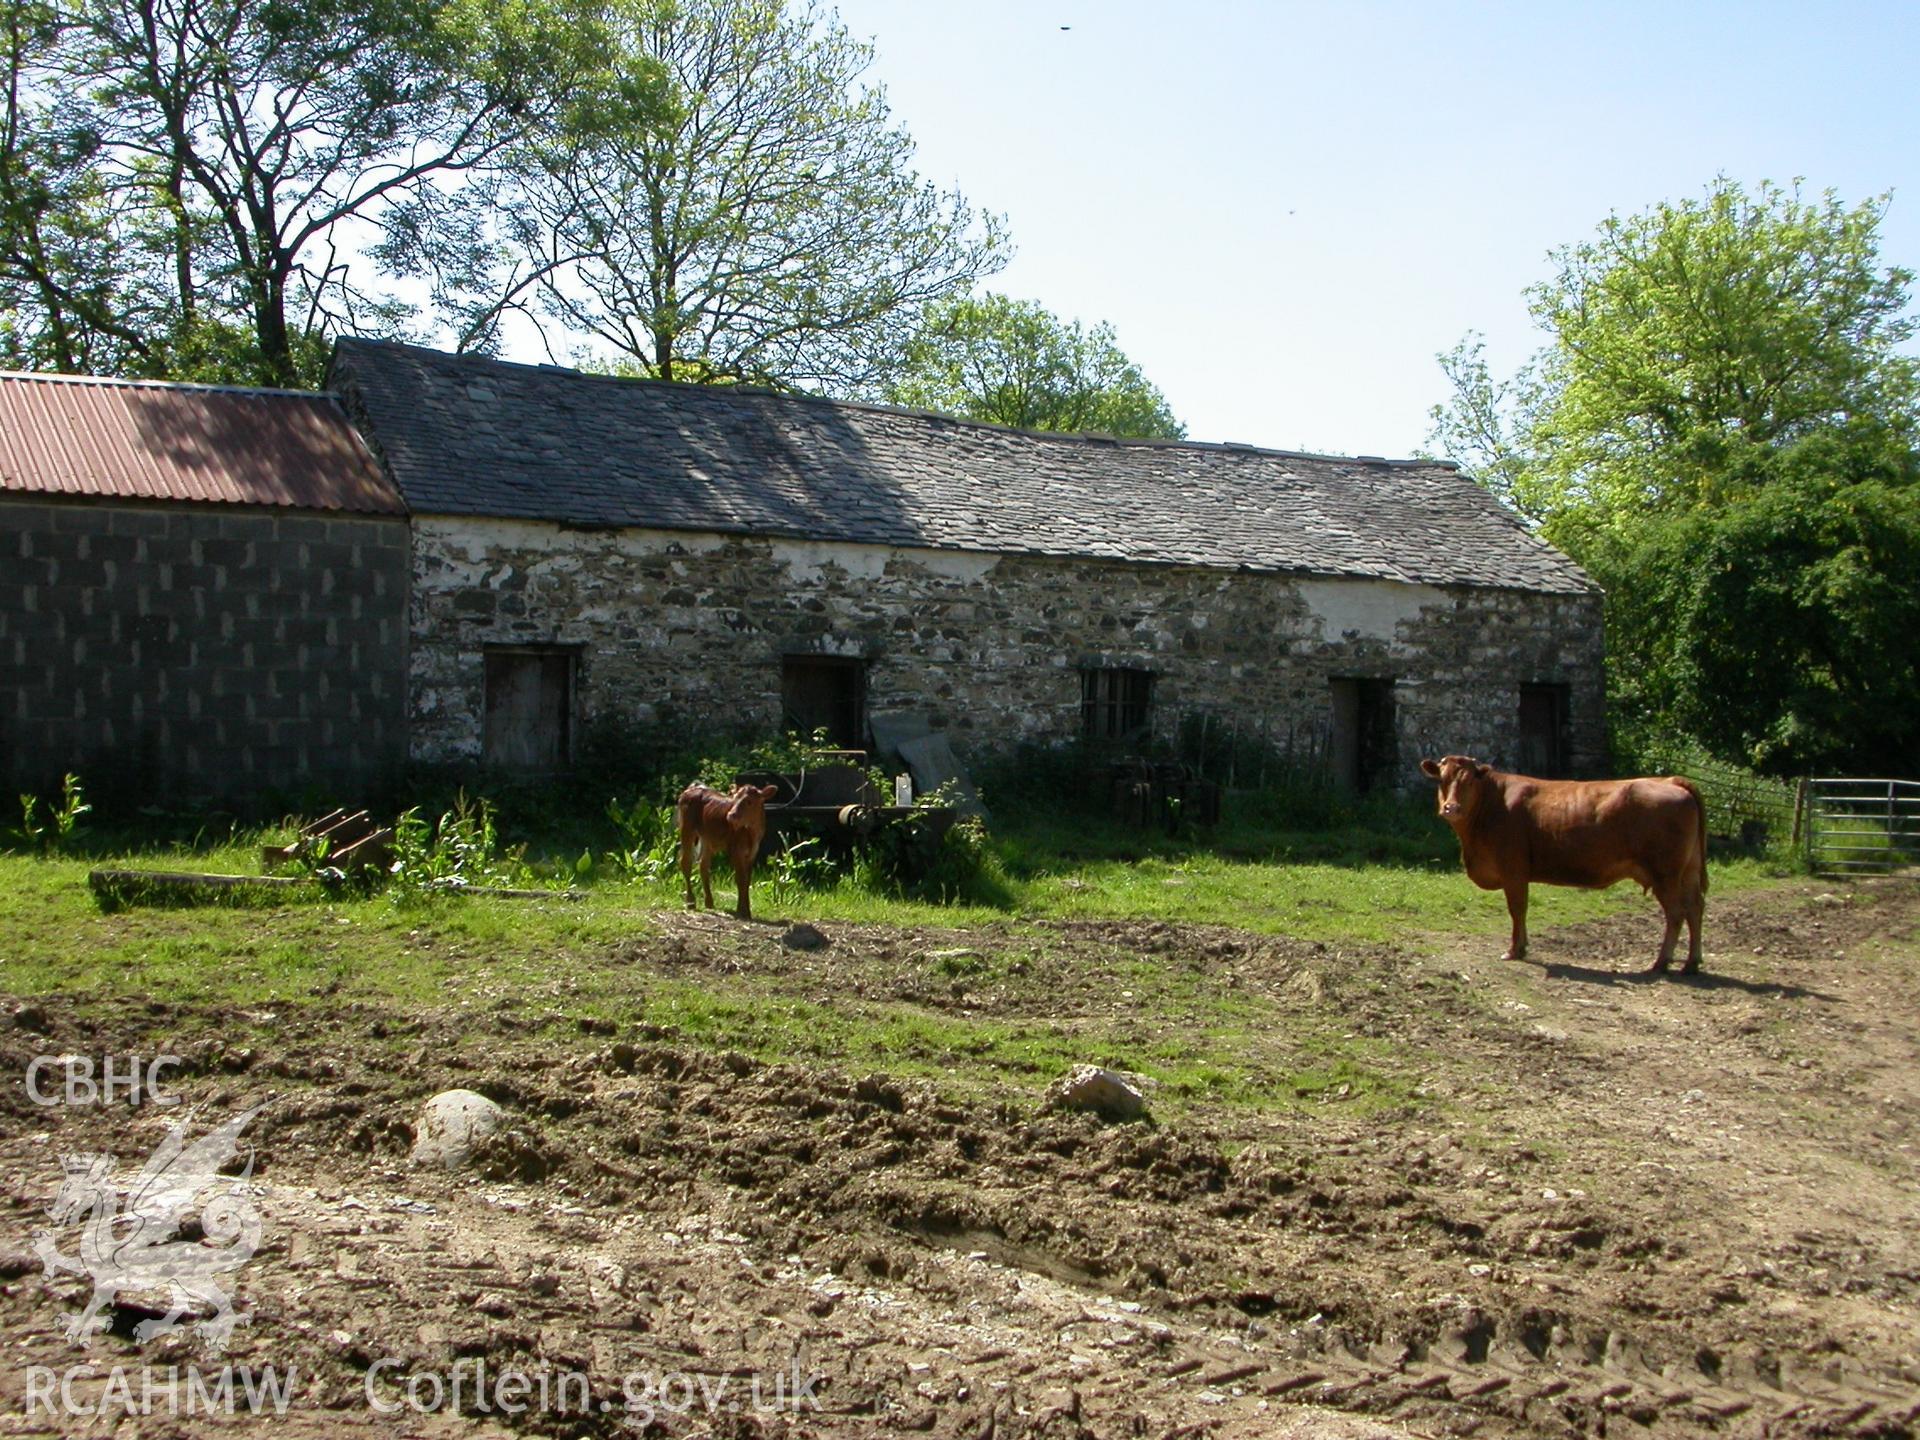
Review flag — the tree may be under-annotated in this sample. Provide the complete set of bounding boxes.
[1427,334,1548,521]
[886,292,1185,438]
[1427,178,1920,774]
[1615,431,1920,775]
[1,0,639,386]
[510,0,1004,392]
[0,1,166,375]
[1531,179,1915,525]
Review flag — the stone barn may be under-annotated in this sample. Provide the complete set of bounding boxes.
[328,338,1604,789]
[0,371,409,805]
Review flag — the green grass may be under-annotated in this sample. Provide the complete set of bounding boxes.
[624,975,1406,1116]
[0,822,1791,1008]
[0,806,1800,1123]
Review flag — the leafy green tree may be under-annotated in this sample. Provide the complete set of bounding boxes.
[1428,179,1920,775]
[1,0,642,386]
[0,1,165,375]
[886,292,1185,438]
[1613,430,1920,775]
[1427,334,1549,521]
[513,0,1005,391]
[1527,180,1917,523]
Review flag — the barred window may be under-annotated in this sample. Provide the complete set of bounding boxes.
[1081,667,1153,740]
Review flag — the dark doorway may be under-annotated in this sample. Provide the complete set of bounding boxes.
[1329,677,1397,792]
[782,656,867,748]
[1518,682,1571,777]
[484,647,574,769]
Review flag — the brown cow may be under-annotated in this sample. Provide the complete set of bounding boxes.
[677,782,781,919]
[1419,755,1708,973]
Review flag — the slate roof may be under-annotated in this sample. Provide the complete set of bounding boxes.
[329,338,1593,594]
[0,369,405,514]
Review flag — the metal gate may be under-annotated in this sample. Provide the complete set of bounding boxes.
[1804,778,1920,874]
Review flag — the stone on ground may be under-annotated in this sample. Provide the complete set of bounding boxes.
[1047,1065,1148,1123]
[410,1089,505,1168]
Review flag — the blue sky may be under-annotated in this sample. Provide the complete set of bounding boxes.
[823,0,1920,458]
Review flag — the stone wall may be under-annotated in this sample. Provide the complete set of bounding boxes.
[410,516,1606,785]
[1,497,409,805]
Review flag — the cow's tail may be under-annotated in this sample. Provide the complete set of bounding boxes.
[1672,776,1709,894]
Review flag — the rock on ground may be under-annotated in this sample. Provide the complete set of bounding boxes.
[410,1088,504,1168]
[1047,1064,1149,1122]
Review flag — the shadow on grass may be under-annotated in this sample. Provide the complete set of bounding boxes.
[1538,959,1836,1002]
[994,812,1457,879]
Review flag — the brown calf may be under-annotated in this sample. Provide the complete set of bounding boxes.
[677,782,781,919]
[1420,755,1709,972]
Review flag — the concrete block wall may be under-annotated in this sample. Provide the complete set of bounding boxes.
[410,516,1606,784]
[0,498,409,806]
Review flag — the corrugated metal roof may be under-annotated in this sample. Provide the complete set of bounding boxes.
[0,370,406,515]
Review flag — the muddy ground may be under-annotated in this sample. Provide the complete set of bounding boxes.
[1,875,1917,1438]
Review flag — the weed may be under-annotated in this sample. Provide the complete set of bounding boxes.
[765,836,835,905]
[14,795,42,850]
[604,796,679,881]
[857,807,1008,905]
[14,773,90,854]
[389,792,526,895]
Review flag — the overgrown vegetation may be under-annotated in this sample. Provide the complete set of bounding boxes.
[381,724,1009,904]
[24,706,1818,922]
[388,792,530,896]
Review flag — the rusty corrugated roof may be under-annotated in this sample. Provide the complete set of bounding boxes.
[0,370,405,515]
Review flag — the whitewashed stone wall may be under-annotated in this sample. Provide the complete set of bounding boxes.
[409,515,1605,783]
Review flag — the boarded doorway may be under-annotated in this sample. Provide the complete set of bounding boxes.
[782,656,867,748]
[1329,677,1397,792]
[1518,683,1571,777]
[484,647,574,769]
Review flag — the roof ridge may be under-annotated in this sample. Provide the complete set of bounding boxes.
[0,368,339,402]
[329,337,1454,469]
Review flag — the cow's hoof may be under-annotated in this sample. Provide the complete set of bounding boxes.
[1648,958,1671,973]
[1681,960,1701,976]
[1500,949,1525,962]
